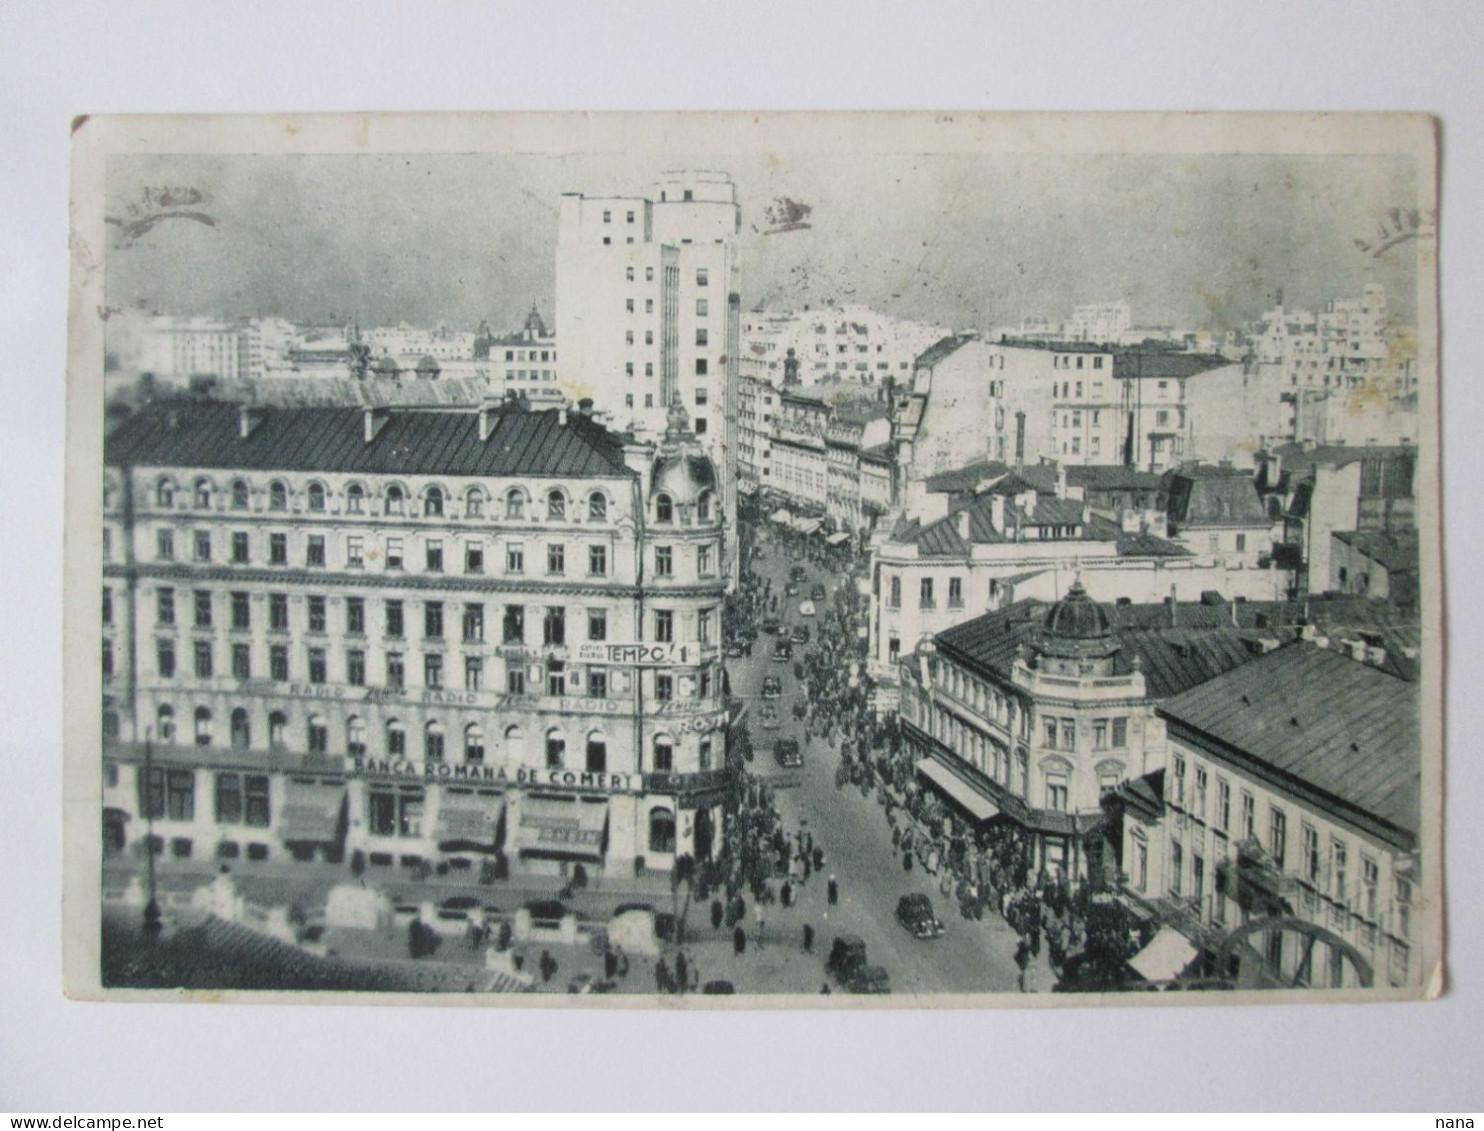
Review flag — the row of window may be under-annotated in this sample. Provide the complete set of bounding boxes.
[142,479,637,524]
[139,526,718,576]
[144,703,710,774]
[887,575,966,612]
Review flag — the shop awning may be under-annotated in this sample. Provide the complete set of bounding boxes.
[278,780,347,843]
[512,796,609,862]
[826,531,851,545]
[435,789,504,853]
[1128,926,1200,983]
[769,508,793,525]
[796,518,822,536]
[914,759,1000,823]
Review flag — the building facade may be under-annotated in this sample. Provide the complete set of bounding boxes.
[101,400,731,882]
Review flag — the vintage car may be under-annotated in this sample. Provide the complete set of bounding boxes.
[785,581,801,597]
[848,965,891,994]
[761,616,782,636]
[773,639,793,661]
[810,584,827,602]
[759,703,782,730]
[825,934,868,983]
[798,601,817,618]
[790,625,811,646]
[895,893,946,939]
[790,564,808,583]
[725,640,746,658]
[761,675,783,699]
[773,738,803,768]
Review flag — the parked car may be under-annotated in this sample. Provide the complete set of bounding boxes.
[895,894,946,939]
[725,640,745,659]
[774,738,803,768]
[790,564,808,582]
[810,584,827,602]
[761,675,783,699]
[761,616,782,636]
[798,601,817,618]
[702,980,736,995]
[773,639,793,661]
[759,703,782,730]
[825,934,869,984]
[785,581,801,597]
[790,625,811,646]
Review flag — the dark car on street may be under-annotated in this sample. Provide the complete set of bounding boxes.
[759,703,781,730]
[790,625,811,646]
[810,584,827,602]
[702,980,736,994]
[785,581,801,597]
[761,675,783,699]
[895,894,945,939]
[761,616,781,635]
[848,965,891,994]
[790,564,808,583]
[774,738,803,768]
[826,934,888,991]
[725,640,745,658]
[772,639,793,662]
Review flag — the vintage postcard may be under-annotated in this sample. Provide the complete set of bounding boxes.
[63,111,1442,1005]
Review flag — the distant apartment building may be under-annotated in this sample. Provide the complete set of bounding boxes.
[736,373,778,491]
[475,308,559,398]
[740,305,951,394]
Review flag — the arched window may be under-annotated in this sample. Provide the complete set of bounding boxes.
[268,711,287,749]
[587,491,608,522]
[425,720,445,761]
[586,731,607,772]
[697,490,714,522]
[655,493,674,523]
[307,714,328,754]
[156,478,176,508]
[268,481,288,511]
[194,478,213,509]
[653,733,674,772]
[156,704,176,743]
[504,724,525,762]
[546,489,566,520]
[346,483,365,514]
[194,706,212,747]
[346,716,366,758]
[386,719,406,757]
[545,727,566,769]
[464,723,485,764]
[230,479,250,510]
[385,485,405,516]
[425,487,445,518]
[465,489,485,519]
[230,707,251,749]
[505,488,526,520]
[307,482,326,512]
[648,806,677,854]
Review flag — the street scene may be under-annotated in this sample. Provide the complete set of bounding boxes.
[83,113,1438,1001]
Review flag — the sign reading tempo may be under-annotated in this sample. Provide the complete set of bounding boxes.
[576,642,701,666]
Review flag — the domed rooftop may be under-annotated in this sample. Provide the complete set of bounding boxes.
[370,355,400,377]
[650,400,718,502]
[1033,579,1120,663]
[414,354,441,376]
[1042,579,1113,640]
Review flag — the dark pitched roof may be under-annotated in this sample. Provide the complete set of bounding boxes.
[934,600,1265,700]
[1265,442,1414,475]
[925,459,1057,495]
[1114,531,1193,558]
[1158,644,1420,841]
[1111,351,1236,381]
[1333,530,1419,574]
[1166,471,1268,526]
[104,401,634,480]
[913,334,978,370]
[1067,465,1165,492]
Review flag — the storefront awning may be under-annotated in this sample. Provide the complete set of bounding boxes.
[914,759,1000,823]
[513,796,609,862]
[435,789,505,853]
[796,518,822,536]
[1128,926,1200,983]
[279,781,347,843]
[826,531,852,545]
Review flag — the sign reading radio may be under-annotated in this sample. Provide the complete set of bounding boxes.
[575,642,700,666]
[351,757,640,794]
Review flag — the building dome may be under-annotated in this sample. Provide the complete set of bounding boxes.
[414,354,441,377]
[370,355,400,378]
[1033,579,1120,665]
[651,452,717,503]
[1042,579,1112,640]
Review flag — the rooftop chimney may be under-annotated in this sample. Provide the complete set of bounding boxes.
[990,494,1006,532]
[364,406,390,444]
[478,401,500,442]
[956,508,971,542]
[558,406,569,427]
[238,404,267,439]
[578,398,595,418]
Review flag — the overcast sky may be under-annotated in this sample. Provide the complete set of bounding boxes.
[104,150,1420,337]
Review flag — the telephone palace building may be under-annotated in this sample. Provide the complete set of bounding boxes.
[101,398,731,880]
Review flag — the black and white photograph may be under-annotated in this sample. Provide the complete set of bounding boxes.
[63,111,1441,1006]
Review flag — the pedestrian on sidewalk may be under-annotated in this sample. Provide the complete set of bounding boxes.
[827,875,839,906]
[781,880,792,908]
[733,925,746,956]
[802,923,815,953]
[676,951,689,992]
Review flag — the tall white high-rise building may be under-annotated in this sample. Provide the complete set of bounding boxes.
[556,171,742,576]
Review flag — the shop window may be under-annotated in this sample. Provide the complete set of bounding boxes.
[464,724,485,764]
[653,735,674,772]
[545,728,566,769]
[648,807,676,854]
[586,733,607,773]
